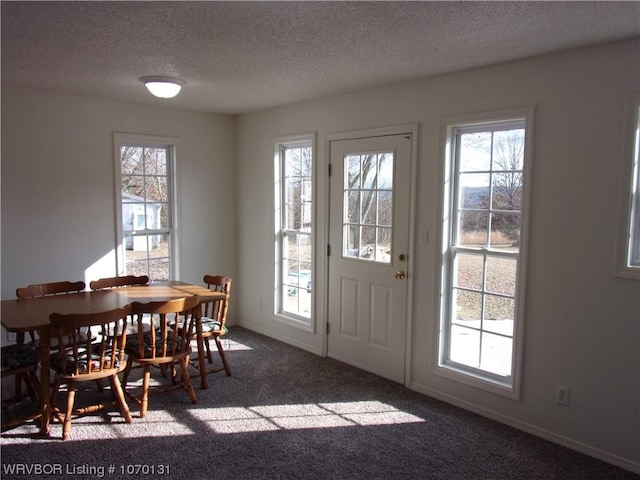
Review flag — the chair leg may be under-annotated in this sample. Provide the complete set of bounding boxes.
[140,366,151,418]
[196,334,208,389]
[122,357,133,387]
[214,336,232,376]
[62,387,76,441]
[109,375,132,424]
[180,357,197,404]
[205,340,213,364]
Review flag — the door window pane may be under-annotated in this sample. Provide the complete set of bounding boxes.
[342,152,393,264]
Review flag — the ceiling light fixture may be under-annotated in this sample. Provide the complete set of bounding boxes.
[140,76,185,98]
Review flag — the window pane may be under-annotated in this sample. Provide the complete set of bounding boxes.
[458,211,488,247]
[362,155,377,189]
[378,190,392,226]
[347,155,361,188]
[120,147,143,175]
[144,148,167,176]
[361,226,376,257]
[454,253,483,291]
[122,175,144,197]
[378,154,393,188]
[454,289,482,323]
[492,129,524,171]
[480,333,512,377]
[486,256,517,296]
[460,132,491,172]
[459,173,490,209]
[362,191,377,224]
[484,295,515,331]
[490,213,520,250]
[492,172,522,211]
[344,224,360,258]
[125,234,169,281]
[450,324,480,368]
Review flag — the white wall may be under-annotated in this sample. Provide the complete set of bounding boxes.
[1,87,237,303]
[235,38,640,471]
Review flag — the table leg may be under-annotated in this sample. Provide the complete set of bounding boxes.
[37,328,51,436]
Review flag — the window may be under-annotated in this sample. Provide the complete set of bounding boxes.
[114,134,176,282]
[438,111,532,396]
[275,136,314,323]
[343,152,393,263]
[616,97,640,279]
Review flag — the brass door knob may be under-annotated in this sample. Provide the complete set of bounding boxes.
[395,271,406,280]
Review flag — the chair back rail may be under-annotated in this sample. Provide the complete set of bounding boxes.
[16,280,85,298]
[89,275,149,291]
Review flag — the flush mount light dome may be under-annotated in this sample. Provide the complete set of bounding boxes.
[140,76,185,98]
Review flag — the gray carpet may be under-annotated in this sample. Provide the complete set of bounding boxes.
[1,327,637,480]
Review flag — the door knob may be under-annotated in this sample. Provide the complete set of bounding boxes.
[395,271,405,280]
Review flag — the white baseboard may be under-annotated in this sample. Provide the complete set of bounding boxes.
[409,381,640,475]
[234,320,323,356]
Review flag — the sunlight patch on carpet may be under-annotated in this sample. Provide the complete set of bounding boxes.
[187,401,424,434]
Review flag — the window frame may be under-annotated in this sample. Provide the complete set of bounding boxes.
[615,95,640,280]
[436,108,534,399]
[113,133,178,282]
[274,134,316,329]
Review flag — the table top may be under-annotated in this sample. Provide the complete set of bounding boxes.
[1,281,225,332]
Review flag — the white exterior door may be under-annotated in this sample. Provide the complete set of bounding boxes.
[327,133,412,383]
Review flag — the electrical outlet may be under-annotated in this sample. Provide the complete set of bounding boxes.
[556,385,570,406]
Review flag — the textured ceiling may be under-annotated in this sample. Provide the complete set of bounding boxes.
[2,1,639,114]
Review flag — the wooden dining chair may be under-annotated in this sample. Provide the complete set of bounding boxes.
[89,275,149,290]
[49,306,133,440]
[16,280,87,345]
[122,296,199,418]
[1,343,41,430]
[14,280,86,396]
[189,275,232,388]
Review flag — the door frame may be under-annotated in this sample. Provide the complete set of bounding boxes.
[323,124,418,386]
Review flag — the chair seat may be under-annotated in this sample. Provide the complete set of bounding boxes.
[200,317,228,334]
[1,343,39,372]
[125,332,188,357]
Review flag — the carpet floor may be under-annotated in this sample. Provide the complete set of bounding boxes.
[1,327,637,480]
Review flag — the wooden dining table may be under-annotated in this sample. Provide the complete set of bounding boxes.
[1,281,225,435]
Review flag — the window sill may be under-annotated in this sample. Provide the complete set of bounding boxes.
[615,265,640,281]
[434,362,520,401]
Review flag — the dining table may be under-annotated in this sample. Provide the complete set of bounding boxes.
[1,281,226,436]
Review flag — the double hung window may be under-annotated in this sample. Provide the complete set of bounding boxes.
[439,112,531,396]
[114,134,176,282]
[617,99,640,278]
[275,137,314,323]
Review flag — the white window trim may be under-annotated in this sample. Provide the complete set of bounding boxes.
[273,133,316,332]
[615,94,640,280]
[434,107,534,400]
[113,133,179,280]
